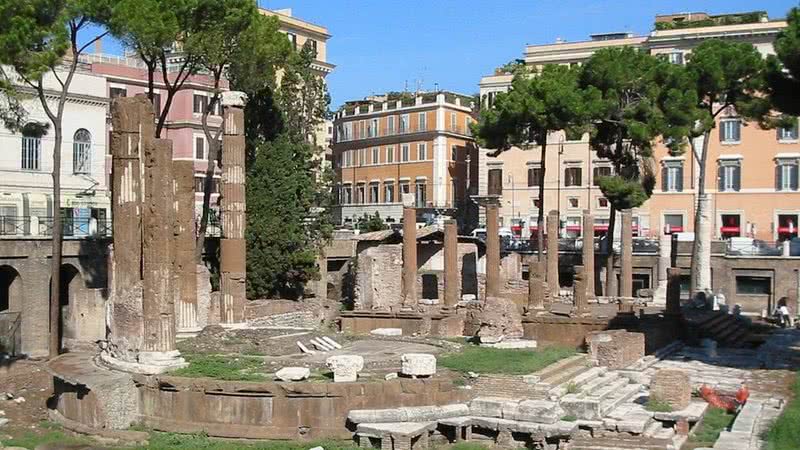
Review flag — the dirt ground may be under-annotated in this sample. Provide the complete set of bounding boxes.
[0,358,55,437]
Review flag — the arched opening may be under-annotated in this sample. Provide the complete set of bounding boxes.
[50,264,82,352]
[0,266,22,313]
[72,128,91,174]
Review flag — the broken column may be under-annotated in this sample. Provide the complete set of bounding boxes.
[140,138,181,364]
[443,219,458,309]
[173,160,198,332]
[106,95,150,361]
[219,92,247,324]
[401,193,417,309]
[666,268,682,316]
[485,202,501,298]
[574,265,589,316]
[582,210,595,298]
[546,210,560,295]
[527,259,546,312]
[620,209,633,298]
[650,369,691,410]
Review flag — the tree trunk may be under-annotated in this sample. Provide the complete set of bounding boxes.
[196,84,222,262]
[604,204,617,296]
[690,133,712,294]
[537,140,547,262]
[48,122,63,358]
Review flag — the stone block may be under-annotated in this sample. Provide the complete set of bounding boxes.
[437,315,464,337]
[480,339,537,349]
[371,328,403,336]
[587,330,644,369]
[326,355,364,382]
[401,353,436,377]
[650,369,691,410]
[470,296,523,343]
[275,367,310,382]
[510,400,561,424]
[469,397,509,418]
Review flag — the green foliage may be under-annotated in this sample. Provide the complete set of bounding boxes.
[766,7,800,116]
[687,407,736,445]
[766,371,800,449]
[645,396,673,413]
[561,414,578,422]
[356,212,388,233]
[279,43,331,142]
[654,11,766,31]
[439,345,576,375]
[565,381,579,394]
[596,176,651,210]
[171,354,266,381]
[3,422,92,448]
[139,433,361,450]
[228,14,291,95]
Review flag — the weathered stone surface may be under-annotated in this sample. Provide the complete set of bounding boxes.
[371,328,403,336]
[481,339,537,349]
[401,202,417,308]
[400,353,436,377]
[527,259,546,311]
[472,296,523,343]
[506,400,561,424]
[348,404,469,424]
[546,210,560,294]
[620,210,633,298]
[582,210,595,298]
[485,204,501,297]
[326,355,364,382]
[650,369,691,410]
[587,330,644,369]
[574,265,588,315]
[443,219,459,308]
[173,160,198,332]
[275,367,310,382]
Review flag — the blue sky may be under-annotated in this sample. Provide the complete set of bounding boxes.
[257,0,797,109]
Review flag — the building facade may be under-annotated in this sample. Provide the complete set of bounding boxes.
[331,92,478,227]
[0,68,110,238]
[477,13,797,243]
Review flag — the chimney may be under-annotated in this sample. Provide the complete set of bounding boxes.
[94,38,102,54]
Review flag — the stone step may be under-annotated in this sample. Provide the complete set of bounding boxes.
[590,376,632,401]
[599,383,645,418]
[549,366,608,397]
[571,436,671,450]
[577,370,621,395]
[533,354,588,386]
[643,420,675,440]
[560,377,632,420]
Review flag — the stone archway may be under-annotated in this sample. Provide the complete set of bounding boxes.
[0,265,23,313]
[52,263,104,352]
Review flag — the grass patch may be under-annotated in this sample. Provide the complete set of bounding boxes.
[686,406,736,446]
[438,345,576,375]
[136,433,361,450]
[766,370,800,450]
[170,354,267,381]
[645,396,673,413]
[561,414,577,422]
[565,381,579,394]
[448,443,490,450]
[3,423,93,448]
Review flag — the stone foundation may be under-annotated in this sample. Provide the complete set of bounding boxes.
[587,330,645,369]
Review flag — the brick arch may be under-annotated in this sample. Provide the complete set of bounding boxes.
[0,265,23,313]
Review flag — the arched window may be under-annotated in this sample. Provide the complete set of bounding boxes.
[21,123,44,171]
[73,129,91,174]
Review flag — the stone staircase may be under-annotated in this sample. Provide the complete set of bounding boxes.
[560,369,644,421]
[530,354,592,396]
[685,310,751,347]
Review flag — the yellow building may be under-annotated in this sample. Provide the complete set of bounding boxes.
[332,92,478,227]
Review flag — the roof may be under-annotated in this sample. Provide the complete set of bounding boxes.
[354,224,485,251]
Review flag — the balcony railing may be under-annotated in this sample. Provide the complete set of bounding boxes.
[337,122,473,143]
[725,238,789,257]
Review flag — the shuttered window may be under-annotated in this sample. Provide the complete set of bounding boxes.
[718,161,741,192]
[720,119,741,143]
[776,160,799,191]
[662,162,683,192]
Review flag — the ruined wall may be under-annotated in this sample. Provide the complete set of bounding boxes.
[245,299,323,329]
[354,244,403,310]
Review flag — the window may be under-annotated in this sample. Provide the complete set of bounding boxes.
[110,87,127,99]
[527,166,542,187]
[370,119,378,137]
[358,121,365,139]
[668,52,684,65]
[633,274,651,292]
[387,116,395,134]
[663,214,684,234]
[568,197,579,209]
[565,216,581,238]
[718,161,741,192]
[451,145,458,161]
[356,184,366,204]
[386,146,394,163]
[287,32,297,50]
[341,150,352,168]
[371,147,379,165]
[593,166,611,186]
[400,114,409,133]
[194,137,206,160]
[720,119,741,143]
[465,116,472,136]
[532,198,541,209]
[777,214,799,240]
[69,129,92,174]
[418,112,427,131]
[384,182,395,203]
[401,144,410,162]
[307,39,317,55]
[21,130,42,171]
[777,160,799,191]
[415,181,427,207]
[152,93,162,119]
[194,176,219,193]
[417,143,427,160]
[451,178,458,205]
[564,167,582,187]
[662,162,683,192]
[720,214,742,238]
[369,183,379,203]
[341,185,352,204]
[594,217,609,237]
[193,94,207,114]
[778,121,799,141]
[736,276,771,295]
[598,197,609,208]
[358,149,367,166]
[400,181,410,194]
[450,112,457,131]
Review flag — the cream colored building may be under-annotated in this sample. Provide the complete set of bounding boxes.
[478,13,796,243]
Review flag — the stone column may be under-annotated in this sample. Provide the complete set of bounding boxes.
[527,259,546,312]
[141,138,178,356]
[691,194,713,294]
[443,219,459,308]
[316,249,328,301]
[220,92,247,324]
[401,193,417,308]
[546,210,560,295]
[485,202,501,298]
[173,160,198,332]
[582,210,595,298]
[574,265,588,316]
[654,231,672,304]
[620,210,633,298]
[106,95,151,362]
[666,268,682,316]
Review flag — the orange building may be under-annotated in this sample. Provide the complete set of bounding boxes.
[331,92,478,227]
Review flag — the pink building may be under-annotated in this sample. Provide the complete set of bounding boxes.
[83,53,228,223]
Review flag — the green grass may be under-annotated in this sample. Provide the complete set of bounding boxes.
[687,407,736,445]
[561,414,578,422]
[170,354,267,381]
[565,381,579,394]
[645,396,674,413]
[446,443,490,450]
[2,425,93,449]
[438,345,576,375]
[135,433,362,450]
[765,370,800,450]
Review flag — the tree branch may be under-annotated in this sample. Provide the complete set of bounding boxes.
[77,31,110,55]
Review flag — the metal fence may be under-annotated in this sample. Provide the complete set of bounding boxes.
[502,237,660,254]
[0,311,21,356]
[725,239,787,257]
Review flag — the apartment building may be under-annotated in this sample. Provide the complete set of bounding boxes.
[477,12,796,243]
[0,67,110,237]
[331,92,478,227]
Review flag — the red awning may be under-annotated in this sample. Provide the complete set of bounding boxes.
[778,226,797,233]
[511,225,522,231]
[529,226,539,231]
[665,226,684,233]
[565,225,581,232]
[720,226,740,233]
[593,225,609,231]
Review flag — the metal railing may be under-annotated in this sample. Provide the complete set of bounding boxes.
[37,217,113,238]
[725,239,788,257]
[0,311,21,356]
